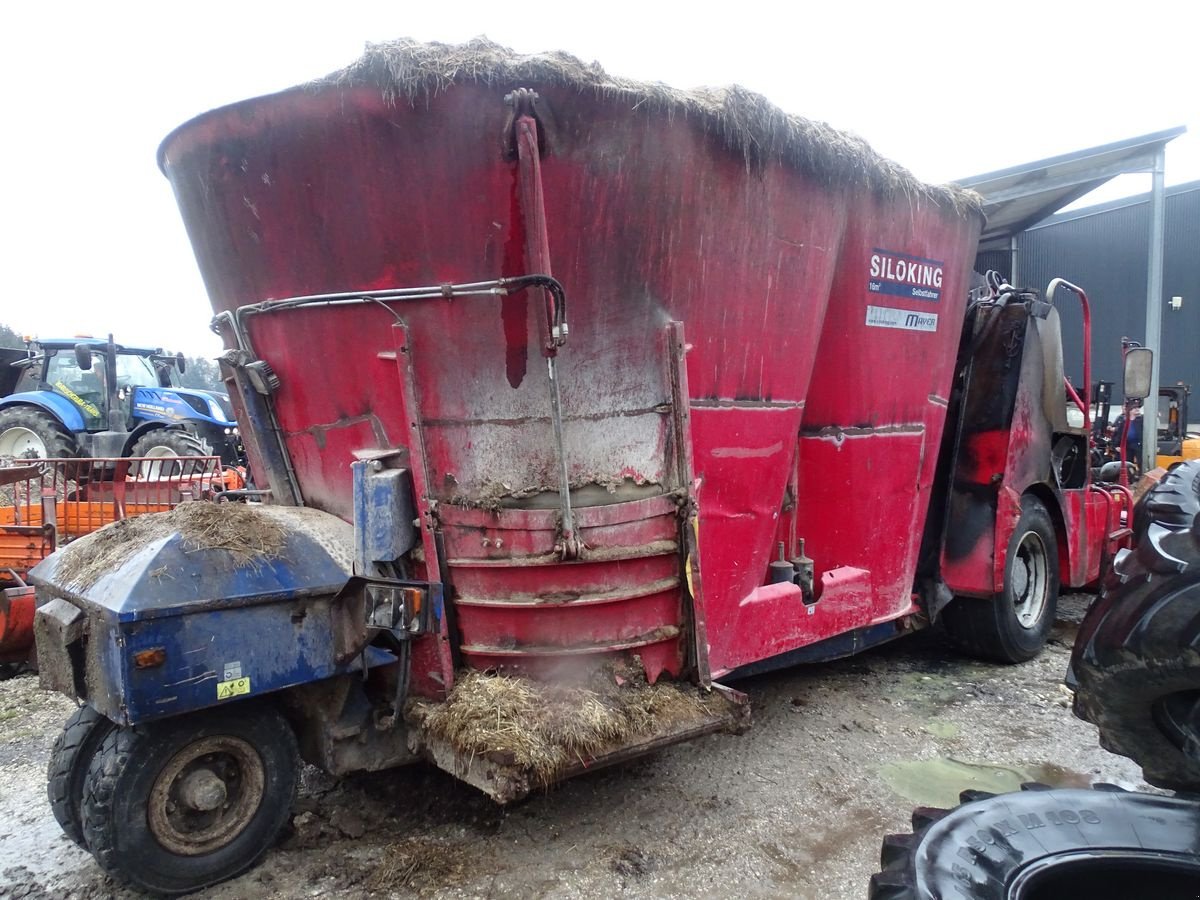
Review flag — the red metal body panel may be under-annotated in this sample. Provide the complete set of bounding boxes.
[160,62,983,687]
[0,586,35,664]
[937,297,1129,600]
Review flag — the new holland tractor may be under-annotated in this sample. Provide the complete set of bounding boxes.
[0,336,241,465]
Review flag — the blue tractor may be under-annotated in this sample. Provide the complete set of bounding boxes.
[0,336,241,464]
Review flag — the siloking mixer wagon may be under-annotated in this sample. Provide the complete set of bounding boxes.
[30,40,1136,894]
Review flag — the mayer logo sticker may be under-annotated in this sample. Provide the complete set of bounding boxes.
[866,305,939,333]
[868,249,943,302]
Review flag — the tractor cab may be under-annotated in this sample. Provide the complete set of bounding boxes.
[11,338,189,438]
[37,340,180,430]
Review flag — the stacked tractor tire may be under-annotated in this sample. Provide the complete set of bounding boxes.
[871,460,1200,899]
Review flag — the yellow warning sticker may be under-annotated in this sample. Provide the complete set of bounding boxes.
[216,677,251,700]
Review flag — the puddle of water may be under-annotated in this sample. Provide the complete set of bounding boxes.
[878,756,1092,809]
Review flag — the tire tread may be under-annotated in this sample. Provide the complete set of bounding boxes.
[47,705,114,847]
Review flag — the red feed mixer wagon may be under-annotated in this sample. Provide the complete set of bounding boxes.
[28,39,1136,894]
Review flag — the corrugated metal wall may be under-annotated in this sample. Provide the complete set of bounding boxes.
[989,185,1199,400]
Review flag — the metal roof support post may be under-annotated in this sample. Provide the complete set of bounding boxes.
[1009,234,1019,285]
[1142,146,1167,473]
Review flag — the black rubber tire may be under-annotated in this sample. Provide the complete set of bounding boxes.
[129,428,213,478]
[0,406,78,459]
[1134,459,1200,540]
[943,496,1059,664]
[81,703,298,895]
[870,785,1200,899]
[1071,515,1200,790]
[47,705,116,848]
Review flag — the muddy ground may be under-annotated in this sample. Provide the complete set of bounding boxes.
[0,595,1148,900]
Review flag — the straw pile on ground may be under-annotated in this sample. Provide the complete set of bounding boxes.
[411,661,727,785]
[320,37,980,216]
[52,501,287,590]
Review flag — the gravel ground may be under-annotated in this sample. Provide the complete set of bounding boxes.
[0,595,1148,899]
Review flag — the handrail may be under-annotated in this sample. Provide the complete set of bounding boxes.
[1046,278,1092,432]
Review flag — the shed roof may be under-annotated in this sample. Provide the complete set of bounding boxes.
[956,126,1186,251]
[1027,179,1200,230]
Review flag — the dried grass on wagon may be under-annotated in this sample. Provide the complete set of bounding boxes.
[412,665,724,785]
[53,501,286,590]
[320,37,981,216]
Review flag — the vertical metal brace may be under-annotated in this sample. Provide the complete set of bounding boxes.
[391,323,456,692]
[1142,146,1167,474]
[510,92,579,559]
[40,486,58,554]
[664,321,712,686]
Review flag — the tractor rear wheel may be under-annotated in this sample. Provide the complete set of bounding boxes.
[0,407,77,459]
[130,429,212,479]
[943,496,1059,663]
[1134,460,1200,541]
[1071,496,1200,790]
[47,705,115,847]
[81,703,298,895]
[870,785,1200,899]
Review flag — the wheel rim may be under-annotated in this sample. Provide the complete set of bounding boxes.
[148,735,265,856]
[138,445,181,480]
[1011,530,1049,629]
[0,426,48,458]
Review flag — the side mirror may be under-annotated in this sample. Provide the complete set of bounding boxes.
[176,352,187,375]
[74,343,93,371]
[1123,347,1153,400]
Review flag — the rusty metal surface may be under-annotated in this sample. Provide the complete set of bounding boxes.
[282,676,419,776]
[442,491,686,681]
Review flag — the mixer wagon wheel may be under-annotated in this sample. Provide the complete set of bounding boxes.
[81,703,298,895]
[0,407,78,459]
[943,497,1059,664]
[47,705,115,847]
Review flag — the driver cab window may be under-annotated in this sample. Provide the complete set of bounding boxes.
[45,351,105,428]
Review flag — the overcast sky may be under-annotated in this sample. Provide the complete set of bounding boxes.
[2,1,1196,355]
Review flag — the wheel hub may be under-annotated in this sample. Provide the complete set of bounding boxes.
[179,769,228,812]
[0,426,47,459]
[1011,530,1049,629]
[148,735,265,856]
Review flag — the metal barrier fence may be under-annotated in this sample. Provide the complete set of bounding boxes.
[1,456,223,582]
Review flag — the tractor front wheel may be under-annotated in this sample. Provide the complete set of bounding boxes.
[943,496,1059,663]
[0,407,77,459]
[81,704,298,895]
[129,429,212,479]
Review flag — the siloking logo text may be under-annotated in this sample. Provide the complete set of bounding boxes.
[868,249,943,302]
